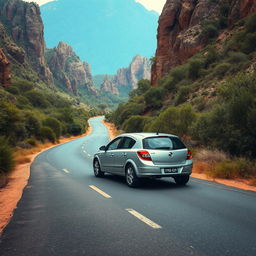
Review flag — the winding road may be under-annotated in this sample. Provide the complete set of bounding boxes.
[0,116,256,256]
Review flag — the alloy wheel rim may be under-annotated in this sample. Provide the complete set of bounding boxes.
[94,161,99,175]
[127,167,134,185]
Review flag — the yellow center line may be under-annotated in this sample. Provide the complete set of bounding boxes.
[89,185,112,199]
[126,209,162,229]
[62,169,70,174]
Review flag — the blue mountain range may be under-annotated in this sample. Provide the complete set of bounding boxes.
[41,0,159,74]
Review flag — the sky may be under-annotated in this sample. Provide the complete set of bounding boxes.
[25,0,166,13]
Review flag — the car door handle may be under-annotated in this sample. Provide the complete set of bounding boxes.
[122,153,127,157]
[110,153,114,157]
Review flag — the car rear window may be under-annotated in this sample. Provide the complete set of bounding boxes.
[143,136,186,150]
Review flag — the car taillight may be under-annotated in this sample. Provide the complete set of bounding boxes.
[187,149,193,160]
[137,150,152,161]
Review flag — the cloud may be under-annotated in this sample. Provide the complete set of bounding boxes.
[135,0,166,13]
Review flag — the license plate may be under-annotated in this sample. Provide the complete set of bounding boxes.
[164,168,178,173]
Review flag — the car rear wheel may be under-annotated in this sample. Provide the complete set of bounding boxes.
[126,164,140,187]
[93,159,104,177]
[174,175,190,185]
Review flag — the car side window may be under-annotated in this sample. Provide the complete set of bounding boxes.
[107,137,123,151]
[120,137,136,149]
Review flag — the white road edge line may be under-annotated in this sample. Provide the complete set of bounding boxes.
[89,185,112,199]
[62,169,70,174]
[126,209,162,229]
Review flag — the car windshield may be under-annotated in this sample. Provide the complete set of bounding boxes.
[143,136,186,150]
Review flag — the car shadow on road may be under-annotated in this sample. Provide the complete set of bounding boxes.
[100,174,193,191]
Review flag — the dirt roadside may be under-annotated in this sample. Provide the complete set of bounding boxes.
[102,120,256,192]
[0,122,93,234]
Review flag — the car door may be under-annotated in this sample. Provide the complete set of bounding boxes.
[116,137,136,175]
[102,137,123,173]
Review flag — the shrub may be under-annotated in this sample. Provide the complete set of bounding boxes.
[212,160,239,179]
[24,112,41,137]
[241,32,256,54]
[174,86,191,105]
[122,116,149,132]
[68,123,82,136]
[214,62,231,77]
[145,105,196,137]
[228,52,248,63]
[25,138,38,147]
[40,126,56,143]
[144,87,165,108]
[188,59,204,79]
[0,137,15,174]
[245,13,256,33]
[5,86,20,95]
[13,80,34,92]
[25,90,50,108]
[201,19,219,39]
[43,117,62,139]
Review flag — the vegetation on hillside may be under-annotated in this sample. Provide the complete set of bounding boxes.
[0,79,100,179]
[109,13,256,181]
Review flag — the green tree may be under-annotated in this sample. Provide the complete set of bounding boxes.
[43,117,62,139]
[0,137,15,174]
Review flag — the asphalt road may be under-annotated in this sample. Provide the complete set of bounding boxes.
[0,116,256,256]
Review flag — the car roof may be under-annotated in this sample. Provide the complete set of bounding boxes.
[116,132,179,139]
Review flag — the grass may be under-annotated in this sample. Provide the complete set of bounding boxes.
[193,148,256,183]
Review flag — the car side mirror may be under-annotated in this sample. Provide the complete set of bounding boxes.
[99,145,106,151]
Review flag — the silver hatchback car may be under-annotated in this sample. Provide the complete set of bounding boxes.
[93,133,193,187]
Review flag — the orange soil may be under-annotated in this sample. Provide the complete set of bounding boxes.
[101,120,118,140]
[0,121,93,234]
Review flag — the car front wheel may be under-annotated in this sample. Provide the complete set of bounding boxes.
[93,159,104,177]
[174,175,190,185]
[125,164,140,187]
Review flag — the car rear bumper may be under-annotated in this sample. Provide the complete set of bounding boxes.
[136,164,193,178]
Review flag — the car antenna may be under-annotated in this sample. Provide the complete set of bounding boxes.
[156,125,160,135]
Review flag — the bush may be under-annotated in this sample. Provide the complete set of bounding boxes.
[245,13,256,33]
[43,117,62,139]
[13,80,34,92]
[201,19,219,39]
[0,137,15,174]
[40,126,56,143]
[214,62,231,77]
[228,52,248,63]
[25,90,50,108]
[68,123,82,136]
[144,105,196,137]
[24,112,41,137]
[5,86,20,95]
[241,32,256,54]
[25,138,38,147]
[144,87,165,108]
[188,59,204,79]
[175,86,191,105]
[122,116,150,132]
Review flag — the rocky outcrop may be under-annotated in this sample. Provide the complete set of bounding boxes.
[47,42,97,95]
[101,76,119,95]
[0,0,53,84]
[101,55,151,95]
[0,49,11,87]
[113,55,151,90]
[151,0,256,85]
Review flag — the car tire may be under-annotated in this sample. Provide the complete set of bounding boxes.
[174,175,190,185]
[125,164,140,188]
[93,159,104,177]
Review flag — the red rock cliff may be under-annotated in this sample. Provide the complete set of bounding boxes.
[47,42,97,95]
[0,0,52,84]
[151,0,256,85]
